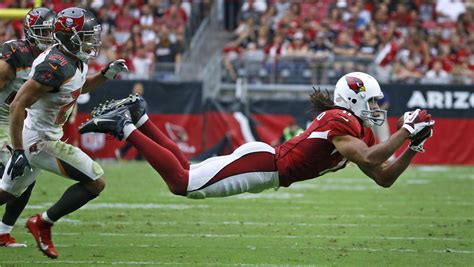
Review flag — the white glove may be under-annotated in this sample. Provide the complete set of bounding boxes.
[402,109,435,137]
[101,59,129,79]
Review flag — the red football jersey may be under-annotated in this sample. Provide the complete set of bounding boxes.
[275,108,376,187]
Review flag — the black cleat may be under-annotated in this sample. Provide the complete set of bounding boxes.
[79,106,132,139]
[92,94,147,125]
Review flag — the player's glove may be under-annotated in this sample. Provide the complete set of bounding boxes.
[101,59,129,79]
[408,126,433,153]
[402,109,435,137]
[6,149,31,180]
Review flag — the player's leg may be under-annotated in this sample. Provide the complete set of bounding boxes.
[81,107,190,195]
[0,182,35,248]
[27,140,105,221]
[0,132,37,247]
[124,126,279,198]
[0,155,40,247]
[81,108,280,197]
[186,142,279,199]
[90,95,189,169]
[123,124,189,195]
[24,140,105,258]
[135,114,190,170]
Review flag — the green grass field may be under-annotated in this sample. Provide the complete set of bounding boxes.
[0,162,473,266]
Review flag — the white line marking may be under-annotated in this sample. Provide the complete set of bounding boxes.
[236,192,305,199]
[48,244,471,254]
[22,204,474,221]
[43,219,452,229]
[290,183,374,191]
[415,166,450,172]
[53,232,472,242]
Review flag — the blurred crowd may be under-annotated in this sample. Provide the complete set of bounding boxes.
[222,0,474,85]
[0,0,211,80]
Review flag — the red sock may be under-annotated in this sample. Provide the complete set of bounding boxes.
[138,119,190,170]
[127,129,189,196]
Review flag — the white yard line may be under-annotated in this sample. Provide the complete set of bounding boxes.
[42,219,450,228]
[19,206,474,221]
[49,244,473,254]
[51,244,474,254]
[51,232,472,242]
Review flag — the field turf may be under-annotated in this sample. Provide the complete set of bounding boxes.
[0,161,473,266]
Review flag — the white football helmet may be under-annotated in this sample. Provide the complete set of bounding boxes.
[333,72,386,127]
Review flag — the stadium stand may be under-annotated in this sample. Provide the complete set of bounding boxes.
[221,0,474,85]
[1,1,471,85]
[0,0,211,81]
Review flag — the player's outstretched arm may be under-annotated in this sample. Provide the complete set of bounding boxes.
[82,59,128,93]
[332,128,412,187]
[10,80,52,149]
[333,109,434,187]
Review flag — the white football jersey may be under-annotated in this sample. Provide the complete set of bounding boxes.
[24,46,87,142]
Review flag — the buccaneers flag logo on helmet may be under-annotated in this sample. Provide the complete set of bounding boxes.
[345,76,366,94]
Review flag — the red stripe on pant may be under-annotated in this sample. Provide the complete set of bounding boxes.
[127,129,189,196]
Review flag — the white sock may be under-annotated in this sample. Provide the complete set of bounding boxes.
[123,124,137,140]
[0,222,13,234]
[135,114,149,128]
[41,212,55,224]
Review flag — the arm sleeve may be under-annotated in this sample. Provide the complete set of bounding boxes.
[31,61,67,88]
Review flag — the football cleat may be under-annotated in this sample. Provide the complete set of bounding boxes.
[0,233,27,248]
[26,214,58,259]
[91,94,147,125]
[79,106,132,139]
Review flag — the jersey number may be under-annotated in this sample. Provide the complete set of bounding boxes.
[55,89,81,124]
[316,112,326,121]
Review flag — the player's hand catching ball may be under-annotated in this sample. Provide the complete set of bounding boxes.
[399,109,435,137]
[101,59,129,79]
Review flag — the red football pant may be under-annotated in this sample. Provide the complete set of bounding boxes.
[138,120,190,170]
[126,120,278,198]
[127,123,189,196]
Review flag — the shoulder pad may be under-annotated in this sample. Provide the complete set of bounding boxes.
[319,109,363,140]
[32,49,75,88]
[46,47,73,67]
[1,40,34,69]
[320,109,358,124]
